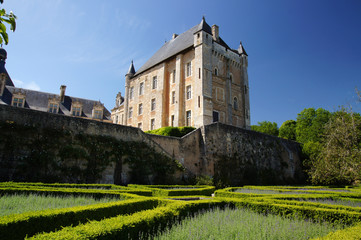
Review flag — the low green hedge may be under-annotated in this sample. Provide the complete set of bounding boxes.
[1,198,161,240]
[0,186,152,197]
[314,222,361,239]
[29,197,361,240]
[0,182,124,190]
[29,199,226,240]
[128,184,215,197]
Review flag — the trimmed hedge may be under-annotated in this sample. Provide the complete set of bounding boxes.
[0,186,152,197]
[128,184,215,197]
[0,182,125,190]
[0,198,161,240]
[315,222,361,239]
[29,200,226,240]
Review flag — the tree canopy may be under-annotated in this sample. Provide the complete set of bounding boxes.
[0,0,16,45]
[251,121,279,136]
[295,108,331,144]
[279,120,296,140]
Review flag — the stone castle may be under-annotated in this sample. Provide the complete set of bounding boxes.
[111,17,250,131]
[0,18,306,185]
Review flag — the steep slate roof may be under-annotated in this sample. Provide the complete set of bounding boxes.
[1,86,111,120]
[133,18,242,77]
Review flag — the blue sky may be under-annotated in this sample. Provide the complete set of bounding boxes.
[2,0,361,126]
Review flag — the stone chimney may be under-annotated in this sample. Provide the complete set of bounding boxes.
[60,85,66,103]
[212,25,219,41]
[172,33,178,39]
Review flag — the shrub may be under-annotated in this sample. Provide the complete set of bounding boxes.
[146,126,195,138]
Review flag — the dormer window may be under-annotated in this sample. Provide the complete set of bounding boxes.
[48,96,60,114]
[93,110,102,119]
[48,103,58,113]
[12,97,24,107]
[71,101,83,117]
[92,102,104,120]
[11,91,26,108]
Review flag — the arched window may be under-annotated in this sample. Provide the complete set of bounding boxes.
[230,73,233,83]
[233,97,238,110]
[214,68,218,76]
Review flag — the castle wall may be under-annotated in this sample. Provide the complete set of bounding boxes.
[0,104,305,185]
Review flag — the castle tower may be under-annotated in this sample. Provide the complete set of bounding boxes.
[111,18,251,131]
[123,61,135,125]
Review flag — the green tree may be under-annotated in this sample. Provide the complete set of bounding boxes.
[295,108,331,144]
[308,108,361,185]
[279,120,296,140]
[251,121,279,136]
[0,0,16,45]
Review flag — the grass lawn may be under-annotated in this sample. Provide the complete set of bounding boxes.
[0,193,121,216]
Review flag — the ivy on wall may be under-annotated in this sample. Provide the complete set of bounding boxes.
[0,121,183,184]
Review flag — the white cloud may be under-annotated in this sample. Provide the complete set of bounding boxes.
[13,79,41,91]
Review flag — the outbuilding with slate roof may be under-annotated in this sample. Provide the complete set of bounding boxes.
[0,48,111,121]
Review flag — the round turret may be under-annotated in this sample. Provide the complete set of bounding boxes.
[0,48,7,61]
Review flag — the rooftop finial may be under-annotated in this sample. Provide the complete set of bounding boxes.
[202,15,205,21]
[127,60,136,76]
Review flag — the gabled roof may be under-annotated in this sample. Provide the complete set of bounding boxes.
[133,18,245,77]
[1,86,111,120]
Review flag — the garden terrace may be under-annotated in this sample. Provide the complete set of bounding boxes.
[1,182,361,239]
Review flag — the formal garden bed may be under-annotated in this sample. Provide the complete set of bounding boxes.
[1,182,361,239]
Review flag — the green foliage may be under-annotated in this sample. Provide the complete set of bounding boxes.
[0,193,120,216]
[307,109,361,185]
[278,119,296,140]
[251,121,279,136]
[295,108,331,144]
[146,126,196,138]
[0,121,182,184]
[127,184,215,197]
[0,196,159,240]
[317,221,361,240]
[0,1,16,45]
[195,175,213,186]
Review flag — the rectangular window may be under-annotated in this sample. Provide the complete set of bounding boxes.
[186,85,192,100]
[129,107,133,118]
[138,103,143,115]
[171,91,175,104]
[171,115,175,127]
[186,62,192,77]
[172,69,176,83]
[150,118,155,130]
[152,76,157,89]
[72,107,81,117]
[186,110,191,126]
[213,111,219,123]
[12,98,24,107]
[94,110,102,119]
[151,98,156,111]
[130,87,134,99]
[138,122,142,129]
[139,82,144,95]
[48,103,58,113]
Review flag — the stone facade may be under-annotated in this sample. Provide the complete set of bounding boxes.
[111,18,251,131]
